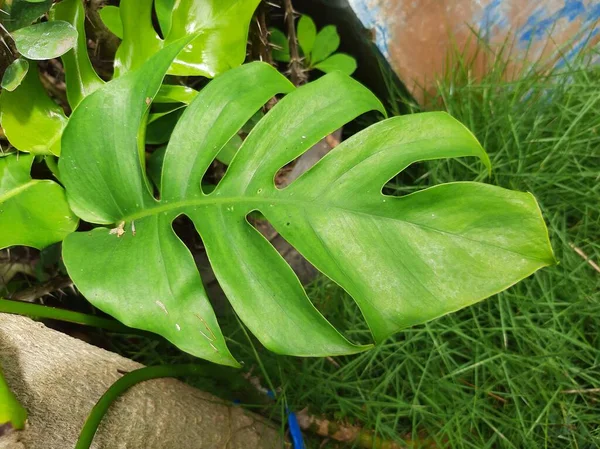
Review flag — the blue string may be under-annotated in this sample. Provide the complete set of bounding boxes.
[287,409,305,449]
[234,390,305,448]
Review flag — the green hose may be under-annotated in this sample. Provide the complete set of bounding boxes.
[75,364,204,449]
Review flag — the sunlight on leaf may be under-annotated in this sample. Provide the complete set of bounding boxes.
[13,20,77,60]
[114,0,260,77]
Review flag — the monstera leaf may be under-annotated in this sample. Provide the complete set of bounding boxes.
[113,0,260,77]
[59,42,555,366]
[0,154,77,250]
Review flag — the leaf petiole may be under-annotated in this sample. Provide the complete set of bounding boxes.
[0,298,138,334]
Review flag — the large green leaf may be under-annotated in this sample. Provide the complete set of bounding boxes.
[60,41,293,366]
[12,20,78,60]
[53,0,104,109]
[0,63,68,155]
[0,154,78,250]
[59,45,554,365]
[114,0,260,77]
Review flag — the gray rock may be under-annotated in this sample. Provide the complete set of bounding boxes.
[0,314,282,449]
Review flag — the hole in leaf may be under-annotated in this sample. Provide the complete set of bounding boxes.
[274,99,385,189]
[381,161,431,197]
[201,159,229,192]
[246,213,367,341]
[382,156,488,198]
[146,146,166,199]
[81,16,115,81]
[151,0,165,39]
[37,59,71,115]
[273,108,385,190]
[170,214,230,316]
[201,110,266,190]
[274,128,342,189]
[0,247,40,297]
[171,214,203,254]
[248,212,319,287]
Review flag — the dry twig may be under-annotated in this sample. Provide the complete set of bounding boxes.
[569,242,600,273]
[296,409,437,449]
[282,0,306,85]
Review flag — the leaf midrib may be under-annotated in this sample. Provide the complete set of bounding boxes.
[0,180,39,204]
[119,189,550,264]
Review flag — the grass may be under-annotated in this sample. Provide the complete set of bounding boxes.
[109,45,600,448]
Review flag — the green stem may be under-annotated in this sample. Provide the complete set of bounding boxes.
[234,313,277,394]
[0,298,136,333]
[75,365,203,449]
[44,155,61,180]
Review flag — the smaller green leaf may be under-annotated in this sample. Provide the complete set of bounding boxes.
[147,111,246,163]
[13,20,78,60]
[98,5,123,39]
[314,53,357,75]
[24,0,48,3]
[146,106,185,145]
[147,147,167,191]
[297,15,317,57]
[0,154,78,250]
[0,365,27,432]
[217,133,243,165]
[1,59,29,91]
[155,84,197,104]
[155,0,175,37]
[0,63,68,155]
[0,0,52,32]
[240,110,264,134]
[269,27,290,62]
[310,25,340,65]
